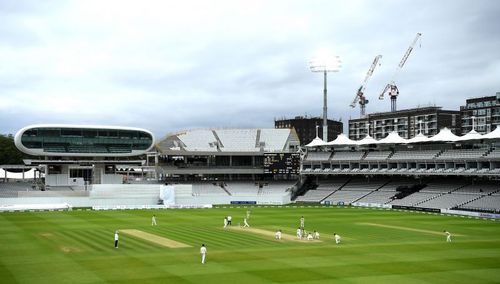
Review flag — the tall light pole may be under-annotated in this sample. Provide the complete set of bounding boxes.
[310,51,341,141]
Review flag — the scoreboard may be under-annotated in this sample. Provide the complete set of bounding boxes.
[263,153,300,175]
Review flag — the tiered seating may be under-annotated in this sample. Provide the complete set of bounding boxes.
[420,181,464,193]
[417,193,481,209]
[44,145,67,153]
[177,129,217,152]
[331,151,365,161]
[436,149,488,160]
[485,149,500,158]
[259,129,290,152]
[216,129,258,152]
[454,183,499,194]
[295,178,349,202]
[390,150,441,160]
[459,195,500,212]
[389,192,441,206]
[305,152,332,161]
[342,177,388,191]
[356,191,396,204]
[323,190,371,204]
[363,151,392,160]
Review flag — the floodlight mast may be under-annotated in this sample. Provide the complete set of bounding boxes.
[309,54,341,141]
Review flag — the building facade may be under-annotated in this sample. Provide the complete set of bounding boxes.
[460,93,500,134]
[348,107,461,140]
[275,116,343,145]
[14,124,155,186]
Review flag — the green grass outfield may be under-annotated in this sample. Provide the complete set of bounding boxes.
[1,206,500,283]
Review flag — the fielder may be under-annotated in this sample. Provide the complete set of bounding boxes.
[444,230,452,242]
[314,230,320,240]
[114,230,119,248]
[152,215,157,226]
[307,233,313,241]
[243,218,250,227]
[296,227,302,239]
[334,233,341,244]
[275,230,282,240]
[227,216,232,226]
[300,216,305,229]
[200,244,207,264]
[223,217,228,228]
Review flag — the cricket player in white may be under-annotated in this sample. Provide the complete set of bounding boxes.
[314,231,320,240]
[227,216,232,226]
[307,233,313,241]
[114,231,119,248]
[200,244,207,264]
[444,230,452,242]
[243,218,250,227]
[334,233,341,244]
[275,230,282,240]
[296,227,302,239]
[223,217,228,228]
[246,210,251,219]
[152,215,157,226]
[300,216,305,229]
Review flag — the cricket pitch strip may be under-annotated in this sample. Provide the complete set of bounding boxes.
[121,229,192,248]
[228,227,322,242]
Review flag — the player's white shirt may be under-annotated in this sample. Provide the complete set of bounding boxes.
[307,233,313,240]
[227,216,232,221]
[114,233,119,241]
[200,246,207,254]
[296,228,302,238]
[315,232,320,239]
[335,234,341,243]
[275,231,282,239]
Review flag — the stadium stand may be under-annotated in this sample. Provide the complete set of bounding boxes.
[436,149,489,160]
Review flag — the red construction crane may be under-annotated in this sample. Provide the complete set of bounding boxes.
[350,55,382,117]
[379,33,422,112]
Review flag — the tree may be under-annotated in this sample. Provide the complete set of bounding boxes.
[0,134,27,165]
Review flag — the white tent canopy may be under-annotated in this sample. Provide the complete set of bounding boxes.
[327,134,357,146]
[305,136,327,147]
[482,126,500,139]
[407,132,429,143]
[356,135,378,145]
[428,127,460,142]
[377,131,409,144]
[456,129,482,141]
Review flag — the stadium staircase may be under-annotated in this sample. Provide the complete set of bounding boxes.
[351,180,392,203]
[318,178,352,203]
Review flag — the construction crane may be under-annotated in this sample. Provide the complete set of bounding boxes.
[350,55,382,117]
[379,32,422,112]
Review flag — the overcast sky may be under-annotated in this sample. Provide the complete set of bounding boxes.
[1,0,499,139]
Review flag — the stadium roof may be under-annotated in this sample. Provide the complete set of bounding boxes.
[157,128,299,154]
[306,127,500,147]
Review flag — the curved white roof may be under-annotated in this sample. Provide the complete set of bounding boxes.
[482,126,500,139]
[456,129,482,141]
[407,132,429,143]
[428,127,460,142]
[327,134,357,146]
[377,131,409,144]
[159,128,298,153]
[305,136,326,147]
[356,135,378,145]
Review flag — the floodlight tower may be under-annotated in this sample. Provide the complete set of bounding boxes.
[310,51,341,141]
